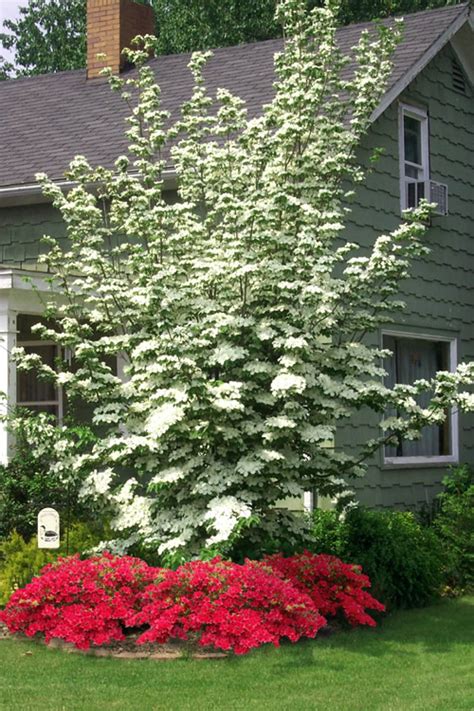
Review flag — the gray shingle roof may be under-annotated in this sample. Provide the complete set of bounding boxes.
[0,3,469,189]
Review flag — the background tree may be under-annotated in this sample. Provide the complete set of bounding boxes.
[11,0,474,560]
[152,0,462,54]
[0,0,86,78]
[152,0,279,54]
[336,0,461,25]
[0,0,463,79]
[0,55,12,80]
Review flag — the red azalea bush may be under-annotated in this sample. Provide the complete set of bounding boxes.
[0,552,158,649]
[0,551,385,653]
[131,557,326,655]
[263,551,385,626]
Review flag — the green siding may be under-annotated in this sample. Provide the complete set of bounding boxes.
[0,203,66,268]
[0,44,473,511]
[337,43,474,510]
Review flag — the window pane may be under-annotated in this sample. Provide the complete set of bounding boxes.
[384,336,451,458]
[17,345,57,404]
[405,164,419,179]
[407,182,417,208]
[404,115,421,165]
[16,315,61,420]
[406,180,425,210]
[17,314,53,340]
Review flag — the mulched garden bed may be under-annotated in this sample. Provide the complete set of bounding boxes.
[1,630,228,659]
[46,634,229,659]
[0,623,336,659]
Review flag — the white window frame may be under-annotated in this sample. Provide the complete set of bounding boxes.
[399,103,430,213]
[382,329,459,468]
[16,338,64,421]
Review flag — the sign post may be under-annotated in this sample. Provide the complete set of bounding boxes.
[37,507,60,549]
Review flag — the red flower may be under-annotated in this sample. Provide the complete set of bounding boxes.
[0,551,384,654]
[0,553,158,649]
[262,551,385,627]
[130,557,325,654]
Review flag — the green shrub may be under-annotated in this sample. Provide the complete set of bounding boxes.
[308,509,347,557]
[433,465,474,594]
[223,510,315,564]
[0,414,96,539]
[310,508,444,610]
[0,522,108,605]
[0,532,53,605]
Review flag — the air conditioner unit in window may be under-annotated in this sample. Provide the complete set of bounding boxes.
[413,181,448,215]
[429,180,449,216]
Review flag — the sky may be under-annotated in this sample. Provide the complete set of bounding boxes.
[0,0,23,62]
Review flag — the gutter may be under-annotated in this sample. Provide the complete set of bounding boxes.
[0,168,177,207]
[0,180,77,206]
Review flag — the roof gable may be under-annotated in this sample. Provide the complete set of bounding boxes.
[371,2,471,121]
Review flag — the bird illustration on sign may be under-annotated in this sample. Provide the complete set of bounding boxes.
[37,508,60,549]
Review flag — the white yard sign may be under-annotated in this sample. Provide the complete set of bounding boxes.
[37,507,60,549]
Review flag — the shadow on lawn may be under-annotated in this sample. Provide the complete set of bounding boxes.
[265,597,474,671]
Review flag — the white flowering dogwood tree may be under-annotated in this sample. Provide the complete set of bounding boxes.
[12,0,474,557]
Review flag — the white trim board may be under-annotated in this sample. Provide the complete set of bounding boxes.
[0,269,55,294]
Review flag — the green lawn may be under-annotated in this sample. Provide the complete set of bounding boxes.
[0,597,473,711]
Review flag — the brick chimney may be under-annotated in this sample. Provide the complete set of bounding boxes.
[87,0,155,79]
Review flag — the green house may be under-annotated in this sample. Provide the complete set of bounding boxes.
[0,0,472,512]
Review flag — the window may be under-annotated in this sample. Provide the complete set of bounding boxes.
[399,104,430,211]
[383,332,458,466]
[16,314,63,419]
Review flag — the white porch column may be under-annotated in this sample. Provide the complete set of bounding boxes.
[303,490,314,513]
[0,304,17,464]
[0,268,59,463]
